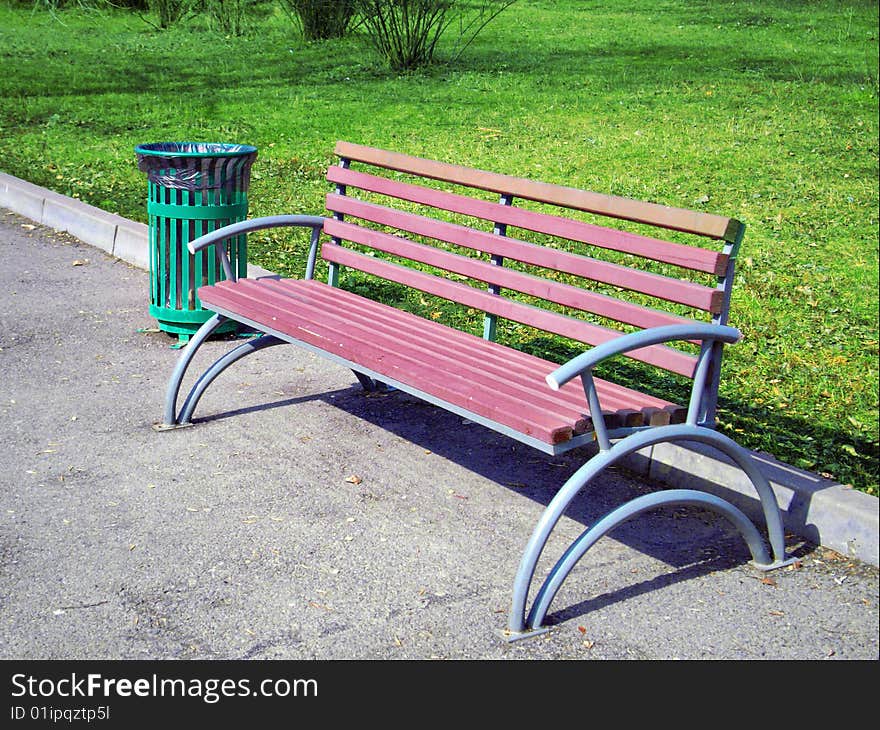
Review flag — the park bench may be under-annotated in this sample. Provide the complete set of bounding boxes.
[157,141,794,640]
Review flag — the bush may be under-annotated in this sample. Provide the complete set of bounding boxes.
[279,0,358,41]
[146,0,196,28]
[357,0,516,71]
[203,0,273,36]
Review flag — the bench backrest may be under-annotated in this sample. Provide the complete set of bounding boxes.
[320,141,744,385]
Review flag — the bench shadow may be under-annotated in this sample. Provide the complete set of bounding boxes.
[190,378,818,627]
[541,553,738,630]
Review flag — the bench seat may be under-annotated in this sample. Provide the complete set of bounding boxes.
[198,277,685,452]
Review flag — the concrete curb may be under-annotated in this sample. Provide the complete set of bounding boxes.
[2,170,877,567]
[0,172,274,278]
[1,172,150,271]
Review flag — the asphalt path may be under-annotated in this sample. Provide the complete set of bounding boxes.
[0,211,877,662]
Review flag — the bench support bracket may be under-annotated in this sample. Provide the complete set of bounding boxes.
[503,424,797,640]
[156,313,287,428]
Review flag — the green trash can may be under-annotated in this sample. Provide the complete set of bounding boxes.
[135,142,258,344]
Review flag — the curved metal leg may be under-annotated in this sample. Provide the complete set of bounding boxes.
[156,313,228,428]
[503,423,794,640]
[176,334,286,425]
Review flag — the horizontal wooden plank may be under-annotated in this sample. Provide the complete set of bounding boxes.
[325,195,723,313]
[321,243,699,377]
[326,167,728,277]
[334,141,743,242]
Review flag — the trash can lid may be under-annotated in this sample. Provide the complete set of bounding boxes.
[134,142,258,158]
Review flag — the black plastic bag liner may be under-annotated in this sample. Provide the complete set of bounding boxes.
[135,142,258,192]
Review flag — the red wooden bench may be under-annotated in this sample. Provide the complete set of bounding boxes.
[158,141,794,640]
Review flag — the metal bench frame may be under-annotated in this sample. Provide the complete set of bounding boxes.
[156,144,795,641]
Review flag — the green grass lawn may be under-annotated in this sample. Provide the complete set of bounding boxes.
[0,0,877,494]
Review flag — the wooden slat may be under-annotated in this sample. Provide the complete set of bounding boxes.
[321,243,699,378]
[326,167,728,276]
[334,141,743,242]
[325,196,723,313]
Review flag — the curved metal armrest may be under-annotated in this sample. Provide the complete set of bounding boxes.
[187,215,328,282]
[546,323,741,391]
[187,215,327,254]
